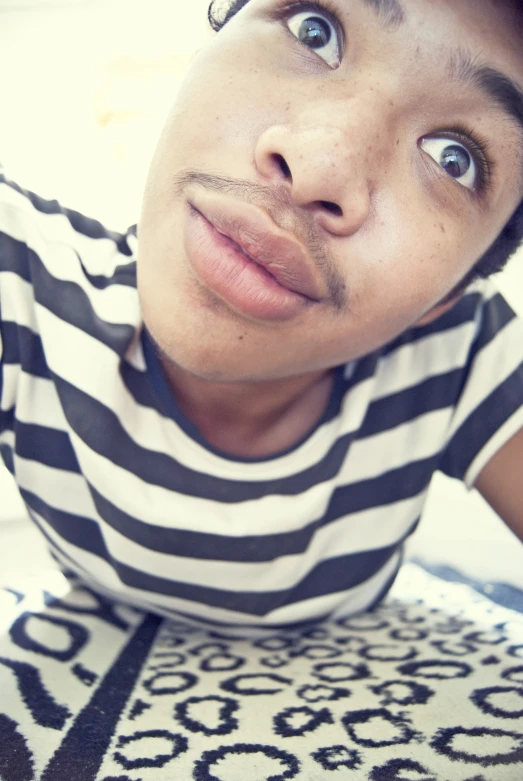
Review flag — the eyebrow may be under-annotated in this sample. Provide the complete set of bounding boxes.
[448,50,523,143]
[362,0,406,29]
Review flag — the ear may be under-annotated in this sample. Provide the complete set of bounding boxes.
[413,293,463,327]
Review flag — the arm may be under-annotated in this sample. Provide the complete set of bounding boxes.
[474,425,523,543]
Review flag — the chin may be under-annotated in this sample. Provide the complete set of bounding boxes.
[144,323,264,383]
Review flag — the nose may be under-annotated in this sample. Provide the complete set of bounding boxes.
[254,117,374,236]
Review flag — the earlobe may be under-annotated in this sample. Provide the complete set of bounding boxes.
[414,294,463,327]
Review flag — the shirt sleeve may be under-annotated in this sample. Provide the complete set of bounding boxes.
[0,163,136,474]
[0,163,40,470]
[437,277,523,490]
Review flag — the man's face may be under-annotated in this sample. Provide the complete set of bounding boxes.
[137,0,523,382]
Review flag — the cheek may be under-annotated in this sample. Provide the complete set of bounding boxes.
[167,57,264,144]
[377,187,474,280]
[347,213,469,328]
[155,33,292,177]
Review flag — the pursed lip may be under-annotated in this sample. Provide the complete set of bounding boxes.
[187,192,325,301]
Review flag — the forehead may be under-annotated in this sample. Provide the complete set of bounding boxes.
[373,0,523,156]
[371,0,523,67]
[327,0,523,152]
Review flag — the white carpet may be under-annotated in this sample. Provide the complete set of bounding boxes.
[1,561,522,780]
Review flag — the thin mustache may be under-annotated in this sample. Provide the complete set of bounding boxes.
[171,171,348,310]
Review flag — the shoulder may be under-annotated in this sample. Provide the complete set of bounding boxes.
[475,424,523,543]
[0,168,137,289]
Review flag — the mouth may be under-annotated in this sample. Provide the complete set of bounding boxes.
[222,235,281,283]
[187,191,325,302]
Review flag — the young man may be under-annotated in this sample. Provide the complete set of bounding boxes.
[0,0,522,634]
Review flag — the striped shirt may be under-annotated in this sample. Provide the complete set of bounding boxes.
[1,165,523,635]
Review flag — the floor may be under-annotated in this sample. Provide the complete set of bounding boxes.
[0,1,523,592]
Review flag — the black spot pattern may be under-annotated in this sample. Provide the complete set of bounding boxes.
[174,695,239,735]
[273,705,334,737]
[312,744,362,770]
[113,730,188,769]
[1,563,522,780]
[369,757,437,780]
[71,662,98,686]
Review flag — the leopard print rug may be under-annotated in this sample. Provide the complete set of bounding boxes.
[1,561,522,781]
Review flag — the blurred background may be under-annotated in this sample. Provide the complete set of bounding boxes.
[0,0,522,587]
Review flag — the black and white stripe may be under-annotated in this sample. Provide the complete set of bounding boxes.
[1,167,523,631]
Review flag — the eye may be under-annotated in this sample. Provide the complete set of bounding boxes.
[286,4,343,69]
[420,137,478,191]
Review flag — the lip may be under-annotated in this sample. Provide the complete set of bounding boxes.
[187,191,325,302]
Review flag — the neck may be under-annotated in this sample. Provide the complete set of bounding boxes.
[159,360,337,458]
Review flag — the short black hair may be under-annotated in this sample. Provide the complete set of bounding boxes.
[208,0,250,30]
[207,0,523,298]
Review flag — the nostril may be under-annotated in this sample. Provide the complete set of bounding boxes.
[320,200,343,216]
[273,154,292,181]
